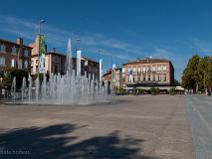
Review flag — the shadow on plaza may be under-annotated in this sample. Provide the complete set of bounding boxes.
[0,123,157,159]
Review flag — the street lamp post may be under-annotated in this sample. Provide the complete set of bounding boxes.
[39,19,45,35]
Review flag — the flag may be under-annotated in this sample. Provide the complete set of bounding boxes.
[39,35,46,73]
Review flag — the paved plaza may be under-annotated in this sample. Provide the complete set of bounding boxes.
[186,95,212,159]
[0,95,207,159]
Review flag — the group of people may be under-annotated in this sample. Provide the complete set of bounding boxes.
[205,88,211,96]
[184,89,194,95]
[184,88,211,96]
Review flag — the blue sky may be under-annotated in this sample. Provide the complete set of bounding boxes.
[0,0,212,80]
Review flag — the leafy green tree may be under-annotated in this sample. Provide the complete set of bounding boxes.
[2,68,28,90]
[174,79,180,86]
[182,54,212,92]
[207,56,212,88]
[182,54,200,91]
[197,56,211,90]
[2,71,11,90]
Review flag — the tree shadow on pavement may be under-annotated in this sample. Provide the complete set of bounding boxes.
[0,123,156,159]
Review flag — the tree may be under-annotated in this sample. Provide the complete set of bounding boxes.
[197,56,211,90]
[182,68,194,89]
[2,71,11,90]
[207,56,212,88]
[174,79,180,86]
[182,54,200,91]
[182,54,212,92]
[2,68,28,90]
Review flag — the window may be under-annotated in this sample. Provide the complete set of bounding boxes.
[36,66,39,72]
[128,74,133,83]
[0,57,5,66]
[0,44,6,52]
[147,65,151,72]
[153,74,156,81]
[143,75,146,81]
[31,60,34,66]
[142,66,146,73]
[158,65,161,72]
[133,66,136,75]
[11,58,16,67]
[53,56,59,63]
[137,66,141,75]
[122,75,126,82]
[122,67,126,73]
[128,66,133,83]
[84,60,88,66]
[19,59,22,69]
[128,66,132,75]
[24,49,29,57]
[24,60,28,68]
[122,67,126,82]
[12,46,17,55]
[152,65,156,72]
[164,74,167,81]
[138,76,140,81]
[148,74,151,81]
[54,65,59,74]
[158,74,161,81]
[163,65,167,72]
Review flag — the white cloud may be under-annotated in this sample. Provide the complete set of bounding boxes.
[152,48,173,59]
[0,15,143,56]
[191,39,212,55]
[85,47,131,60]
[150,47,187,80]
[0,15,189,79]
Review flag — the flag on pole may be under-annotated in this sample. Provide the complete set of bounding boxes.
[39,35,46,73]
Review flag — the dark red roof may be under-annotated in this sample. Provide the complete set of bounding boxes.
[123,58,171,65]
[0,38,32,49]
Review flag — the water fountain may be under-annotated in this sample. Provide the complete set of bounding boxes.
[11,77,16,103]
[11,39,112,105]
[21,77,26,102]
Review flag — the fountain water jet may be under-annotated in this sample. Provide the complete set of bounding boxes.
[21,77,26,102]
[11,39,112,105]
[11,77,16,103]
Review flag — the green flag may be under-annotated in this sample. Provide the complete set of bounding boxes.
[39,35,46,73]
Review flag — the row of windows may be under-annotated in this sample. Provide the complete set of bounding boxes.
[126,65,167,74]
[0,44,29,57]
[128,74,167,83]
[0,56,28,68]
[11,59,29,68]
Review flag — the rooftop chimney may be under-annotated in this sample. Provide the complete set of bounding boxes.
[16,38,23,45]
[52,48,56,52]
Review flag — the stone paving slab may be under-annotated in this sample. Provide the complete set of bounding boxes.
[0,95,194,159]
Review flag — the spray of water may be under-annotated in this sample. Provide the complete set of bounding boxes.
[11,39,112,105]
